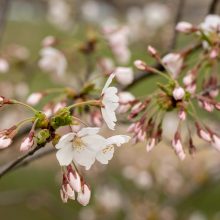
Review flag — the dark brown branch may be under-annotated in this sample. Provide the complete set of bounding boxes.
[0,143,46,179]
[169,0,186,50]
[0,0,11,44]
[207,0,219,14]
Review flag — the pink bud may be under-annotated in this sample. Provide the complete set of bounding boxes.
[171,133,186,160]
[20,136,34,152]
[77,184,91,206]
[68,170,81,193]
[173,87,185,101]
[134,60,147,70]
[186,83,196,94]
[65,183,75,200]
[178,108,186,121]
[209,48,218,59]
[183,74,194,86]
[60,188,68,203]
[42,36,56,47]
[114,67,134,86]
[203,101,214,112]
[209,89,219,98]
[200,129,211,142]
[54,102,66,113]
[212,135,220,151]
[215,103,220,110]
[117,92,135,113]
[147,45,157,56]
[176,21,194,33]
[0,136,12,149]
[0,58,9,73]
[146,138,155,152]
[27,93,43,105]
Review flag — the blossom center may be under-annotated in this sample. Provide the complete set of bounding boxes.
[72,137,85,151]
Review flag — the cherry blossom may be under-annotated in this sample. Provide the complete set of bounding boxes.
[101,74,119,130]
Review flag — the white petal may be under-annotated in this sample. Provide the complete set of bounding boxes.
[55,133,75,149]
[96,145,114,164]
[69,172,81,193]
[82,135,107,151]
[73,147,96,170]
[101,107,116,130]
[106,135,130,147]
[77,184,91,206]
[77,127,100,137]
[102,74,115,94]
[56,144,74,166]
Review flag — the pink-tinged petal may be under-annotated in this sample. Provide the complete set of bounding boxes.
[102,74,115,94]
[77,184,91,206]
[77,127,100,137]
[69,171,81,193]
[65,184,75,200]
[55,133,75,149]
[56,144,74,166]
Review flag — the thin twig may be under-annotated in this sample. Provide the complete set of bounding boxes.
[207,0,219,14]
[169,0,186,50]
[0,143,46,178]
[0,0,11,44]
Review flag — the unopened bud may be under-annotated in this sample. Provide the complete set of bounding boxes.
[173,87,185,101]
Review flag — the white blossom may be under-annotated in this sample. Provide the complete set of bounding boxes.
[39,47,67,76]
[162,53,183,78]
[117,92,135,113]
[101,74,119,130]
[26,93,43,106]
[176,21,194,33]
[200,14,220,34]
[56,127,106,170]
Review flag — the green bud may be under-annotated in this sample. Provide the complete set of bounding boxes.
[37,129,50,145]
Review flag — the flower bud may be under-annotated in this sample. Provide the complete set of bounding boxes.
[0,58,9,73]
[77,184,91,206]
[173,87,185,101]
[27,93,43,105]
[67,165,81,193]
[114,67,134,86]
[20,136,34,152]
[147,45,158,56]
[42,36,56,47]
[176,21,194,33]
[183,74,194,86]
[196,123,211,142]
[171,132,186,160]
[146,138,155,152]
[117,92,135,113]
[178,108,186,121]
[0,136,12,149]
[134,60,147,71]
[212,135,220,151]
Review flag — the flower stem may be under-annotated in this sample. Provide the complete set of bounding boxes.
[11,100,38,113]
[67,100,101,110]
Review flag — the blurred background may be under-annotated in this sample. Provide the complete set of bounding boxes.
[0,0,220,219]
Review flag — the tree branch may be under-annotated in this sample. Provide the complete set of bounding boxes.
[0,0,11,44]
[207,0,219,14]
[0,143,46,179]
[169,0,186,50]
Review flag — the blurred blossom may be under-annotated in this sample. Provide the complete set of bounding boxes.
[15,82,29,99]
[160,206,177,220]
[95,186,122,211]
[47,0,72,30]
[122,165,138,180]
[39,47,67,77]
[79,207,96,220]
[8,44,30,61]
[143,3,170,30]
[0,58,9,73]
[188,211,207,220]
[81,0,114,24]
[134,171,153,189]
